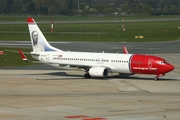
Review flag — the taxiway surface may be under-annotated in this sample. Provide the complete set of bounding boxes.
[0,66,180,120]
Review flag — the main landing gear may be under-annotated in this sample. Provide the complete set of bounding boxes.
[84,73,91,78]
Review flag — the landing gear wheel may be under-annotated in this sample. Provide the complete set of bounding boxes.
[155,77,159,81]
[84,73,91,78]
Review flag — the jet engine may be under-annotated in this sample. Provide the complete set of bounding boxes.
[89,67,108,77]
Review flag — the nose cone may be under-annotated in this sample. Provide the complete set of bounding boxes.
[166,64,174,73]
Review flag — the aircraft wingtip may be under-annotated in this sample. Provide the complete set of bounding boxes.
[123,46,129,54]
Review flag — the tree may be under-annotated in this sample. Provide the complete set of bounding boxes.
[4,0,14,13]
[26,1,36,14]
[84,5,90,14]
[94,4,105,13]
[1,0,180,15]
[13,0,23,14]
[89,8,97,14]
[0,0,7,13]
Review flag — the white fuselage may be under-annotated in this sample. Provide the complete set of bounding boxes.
[32,51,133,73]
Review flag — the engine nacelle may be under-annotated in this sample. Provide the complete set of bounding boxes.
[89,67,108,77]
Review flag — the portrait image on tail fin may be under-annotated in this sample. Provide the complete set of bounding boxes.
[31,31,44,52]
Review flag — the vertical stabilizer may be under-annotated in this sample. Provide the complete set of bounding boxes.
[27,18,62,52]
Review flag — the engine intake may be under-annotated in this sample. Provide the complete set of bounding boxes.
[89,67,108,77]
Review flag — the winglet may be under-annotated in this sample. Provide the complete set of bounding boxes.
[18,49,29,62]
[123,46,129,54]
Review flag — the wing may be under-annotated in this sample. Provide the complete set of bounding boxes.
[47,61,112,71]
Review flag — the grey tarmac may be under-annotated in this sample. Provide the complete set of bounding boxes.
[0,67,180,120]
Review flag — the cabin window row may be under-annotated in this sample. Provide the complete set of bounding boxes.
[53,57,109,62]
[111,60,128,63]
[53,57,128,63]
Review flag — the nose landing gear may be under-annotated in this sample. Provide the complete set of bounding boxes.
[155,77,159,81]
[155,74,164,81]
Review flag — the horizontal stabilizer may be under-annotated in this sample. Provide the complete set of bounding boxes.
[18,49,40,63]
[18,49,29,62]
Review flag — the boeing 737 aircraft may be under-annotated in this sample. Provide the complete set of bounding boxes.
[22,18,174,80]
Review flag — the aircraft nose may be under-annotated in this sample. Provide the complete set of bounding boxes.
[166,64,174,72]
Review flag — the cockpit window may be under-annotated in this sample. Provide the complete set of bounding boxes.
[157,61,166,65]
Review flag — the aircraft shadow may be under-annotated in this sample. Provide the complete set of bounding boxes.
[29,72,85,80]
[108,74,178,81]
[28,71,178,81]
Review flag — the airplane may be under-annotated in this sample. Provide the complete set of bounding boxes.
[21,17,174,80]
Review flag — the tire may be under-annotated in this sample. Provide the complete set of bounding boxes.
[84,73,91,78]
[155,77,159,81]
